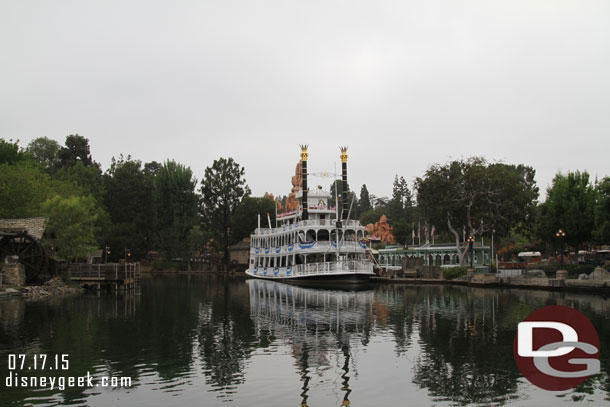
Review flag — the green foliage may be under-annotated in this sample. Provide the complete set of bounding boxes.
[0,161,80,218]
[55,161,105,202]
[230,196,275,244]
[155,160,199,260]
[0,138,26,164]
[593,177,610,244]
[525,263,596,278]
[389,175,413,222]
[415,157,538,265]
[103,156,157,260]
[59,134,94,167]
[443,266,469,280]
[535,171,596,249]
[359,184,372,212]
[200,157,251,261]
[42,195,100,261]
[26,137,62,173]
[360,207,386,226]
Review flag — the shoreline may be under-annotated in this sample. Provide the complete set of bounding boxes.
[371,276,610,295]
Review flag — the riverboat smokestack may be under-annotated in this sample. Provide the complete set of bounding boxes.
[340,146,348,220]
[300,145,309,221]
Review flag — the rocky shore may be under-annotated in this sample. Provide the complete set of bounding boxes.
[0,277,84,298]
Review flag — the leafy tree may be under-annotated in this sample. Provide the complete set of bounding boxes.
[144,161,162,176]
[200,157,251,262]
[594,177,610,244]
[359,184,372,213]
[26,137,62,173]
[103,156,157,260]
[230,196,276,244]
[155,160,199,260]
[56,161,105,202]
[59,134,95,167]
[0,138,25,164]
[0,161,81,218]
[360,207,386,226]
[42,195,100,261]
[535,171,596,250]
[415,158,538,265]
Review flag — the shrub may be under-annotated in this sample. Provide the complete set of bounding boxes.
[444,266,469,280]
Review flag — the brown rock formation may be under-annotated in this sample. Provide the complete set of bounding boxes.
[365,214,395,244]
[282,161,302,212]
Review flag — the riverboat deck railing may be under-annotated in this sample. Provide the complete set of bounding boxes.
[255,219,361,235]
[251,260,374,278]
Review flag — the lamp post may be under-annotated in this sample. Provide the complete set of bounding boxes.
[556,229,566,267]
[467,235,475,268]
[124,248,131,263]
[105,246,110,263]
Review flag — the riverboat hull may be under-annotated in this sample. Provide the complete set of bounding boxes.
[245,269,372,284]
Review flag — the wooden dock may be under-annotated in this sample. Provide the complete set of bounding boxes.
[70,263,141,291]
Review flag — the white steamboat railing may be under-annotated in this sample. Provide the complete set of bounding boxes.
[249,260,374,279]
[255,219,362,235]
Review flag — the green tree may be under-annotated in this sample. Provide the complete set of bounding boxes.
[56,161,105,202]
[59,134,94,167]
[26,137,62,173]
[103,156,157,260]
[0,138,26,164]
[200,157,251,263]
[42,195,100,261]
[594,177,610,244]
[359,184,372,213]
[360,207,386,226]
[0,161,82,218]
[155,160,199,261]
[415,158,538,265]
[230,196,276,244]
[389,175,413,223]
[535,171,596,250]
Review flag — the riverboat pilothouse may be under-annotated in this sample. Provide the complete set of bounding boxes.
[245,146,374,282]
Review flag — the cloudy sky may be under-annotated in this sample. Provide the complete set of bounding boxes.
[1,0,609,199]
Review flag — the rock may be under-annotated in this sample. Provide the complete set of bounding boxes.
[556,269,569,280]
[578,273,589,280]
[366,215,395,244]
[5,288,20,293]
[590,267,610,281]
[526,269,547,278]
[4,255,19,264]
[1,262,26,286]
[43,277,64,287]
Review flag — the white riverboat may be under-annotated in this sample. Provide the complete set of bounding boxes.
[245,146,374,283]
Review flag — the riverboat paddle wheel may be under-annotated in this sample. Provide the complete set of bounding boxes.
[0,231,47,283]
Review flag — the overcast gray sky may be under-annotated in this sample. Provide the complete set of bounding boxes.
[1,0,609,199]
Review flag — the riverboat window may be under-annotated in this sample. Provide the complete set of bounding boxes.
[318,229,329,241]
[345,229,355,241]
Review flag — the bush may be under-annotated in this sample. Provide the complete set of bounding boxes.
[444,266,469,280]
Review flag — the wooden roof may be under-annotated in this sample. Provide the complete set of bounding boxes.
[0,217,48,241]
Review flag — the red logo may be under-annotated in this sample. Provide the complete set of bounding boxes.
[513,305,600,391]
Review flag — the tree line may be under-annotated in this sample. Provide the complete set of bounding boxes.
[2,136,609,266]
[0,136,268,264]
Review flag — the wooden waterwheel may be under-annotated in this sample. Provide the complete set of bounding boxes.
[0,232,47,283]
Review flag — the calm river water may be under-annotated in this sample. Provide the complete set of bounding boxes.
[1,274,610,406]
